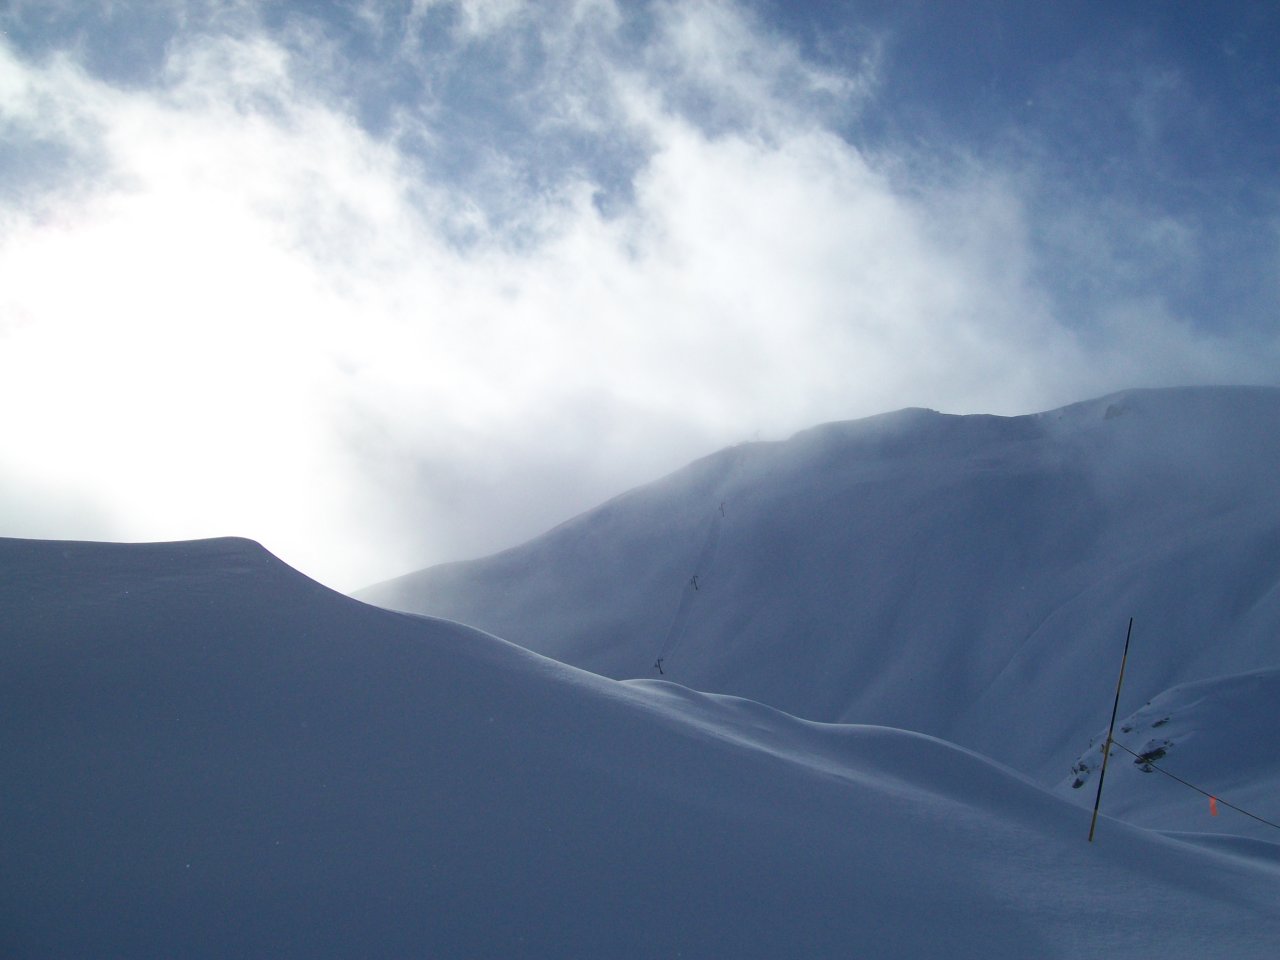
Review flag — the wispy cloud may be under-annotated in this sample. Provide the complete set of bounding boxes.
[0,1,1275,587]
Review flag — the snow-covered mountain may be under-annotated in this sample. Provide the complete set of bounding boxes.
[361,386,1280,793]
[4,534,1279,958]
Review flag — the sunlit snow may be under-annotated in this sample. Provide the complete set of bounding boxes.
[5,386,1280,957]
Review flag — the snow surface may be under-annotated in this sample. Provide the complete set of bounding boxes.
[362,386,1280,794]
[4,534,1280,958]
[1061,666,1280,842]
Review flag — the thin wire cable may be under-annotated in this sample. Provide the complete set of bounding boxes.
[1109,739,1280,832]
[655,509,724,668]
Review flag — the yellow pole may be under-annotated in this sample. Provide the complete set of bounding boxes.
[1089,618,1134,842]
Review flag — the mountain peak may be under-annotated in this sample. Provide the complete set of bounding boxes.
[361,385,1280,788]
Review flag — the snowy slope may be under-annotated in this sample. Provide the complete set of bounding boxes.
[3,535,1279,958]
[1059,667,1280,843]
[361,387,1280,787]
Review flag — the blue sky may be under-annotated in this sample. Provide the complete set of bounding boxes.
[1,0,1277,588]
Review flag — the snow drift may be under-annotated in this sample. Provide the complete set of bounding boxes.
[4,535,1279,958]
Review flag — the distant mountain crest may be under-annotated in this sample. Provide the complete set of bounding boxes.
[360,386,1280,802]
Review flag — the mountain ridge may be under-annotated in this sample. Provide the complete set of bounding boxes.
[360,385,1280,790]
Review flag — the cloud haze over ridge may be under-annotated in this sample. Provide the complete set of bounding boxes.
[1,0,1277,588]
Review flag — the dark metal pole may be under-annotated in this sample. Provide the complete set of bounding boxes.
[1089,617,1134,842]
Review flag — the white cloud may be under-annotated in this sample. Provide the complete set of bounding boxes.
[0,3,1274,588]
[639,0,871,135]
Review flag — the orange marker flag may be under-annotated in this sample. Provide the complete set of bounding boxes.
[1210,796,1219,816]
